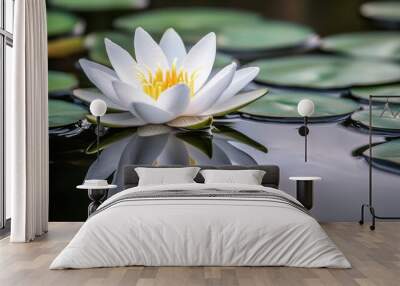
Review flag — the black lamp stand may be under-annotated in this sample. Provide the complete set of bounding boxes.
[304,116,308,162]
[96,116,100,158]
[298,116,310,162]
[359,95,400,230]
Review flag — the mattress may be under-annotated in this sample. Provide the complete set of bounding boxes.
[50,183,350,269]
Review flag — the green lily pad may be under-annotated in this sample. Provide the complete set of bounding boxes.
[176,132,213,158]
[48,0,148,11]
[48,71,78,94]
[351,107,400,132]
[86,128,136,154]
[240,91,360,122]
[49,99,88,128]
[213,125,267,153]
[86,112,145,128]
[47,11,83,37]
[48,37,86,58]
[361,1,400,23]
[363,139,400,174]
[350,84,400,103]
[167,116,213,130]
[322,32,400,61]
[250,55,400,89]
[114,8,263,41]
[218,21,316,52]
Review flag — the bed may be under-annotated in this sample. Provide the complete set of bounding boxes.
[50,165,350,269]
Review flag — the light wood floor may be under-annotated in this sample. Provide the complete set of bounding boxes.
[0,222,399,286]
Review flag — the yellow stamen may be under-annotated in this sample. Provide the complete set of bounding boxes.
[137,61,198,100]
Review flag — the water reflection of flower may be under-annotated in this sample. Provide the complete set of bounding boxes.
[85,124,268,193]
[76,27,267,130]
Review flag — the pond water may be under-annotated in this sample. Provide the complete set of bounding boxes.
[50,114,400,222]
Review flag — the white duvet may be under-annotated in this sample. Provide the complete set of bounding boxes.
[50,183,350,269]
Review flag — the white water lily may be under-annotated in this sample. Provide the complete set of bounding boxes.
[76,27,267,129]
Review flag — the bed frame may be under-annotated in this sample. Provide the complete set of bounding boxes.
[122,165,280,189]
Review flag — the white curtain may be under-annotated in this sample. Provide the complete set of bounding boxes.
[7,0,48,242]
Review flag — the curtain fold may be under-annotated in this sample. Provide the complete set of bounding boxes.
[7,0,48,242]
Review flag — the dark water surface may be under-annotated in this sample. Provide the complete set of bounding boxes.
[50,116,400,222]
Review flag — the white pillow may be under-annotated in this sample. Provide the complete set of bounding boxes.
[200,169,266,185]
[135,167,200,186]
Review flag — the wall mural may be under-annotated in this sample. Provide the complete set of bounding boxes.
[47,0,400,222]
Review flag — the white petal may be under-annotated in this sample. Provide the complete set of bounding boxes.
[216,67,260,104]
[79,58,117,78]
[202,88,267,117]
[105,38,141,88]
[109,133,169,193]
[183,33,216,92]
[157,135,190,165]
[184,63,236,116]
[118,133,168,165]
[212,144,232,164]
[132,102,176,124]
[79,59,120,104]
[214,139,257,165]
[85,136,133,180]
[112,81,156,120]
[159,28,186,67]
[73,89,127,112]
[134,27,169,71]
[112,80,155,107]
[157,84,190,116]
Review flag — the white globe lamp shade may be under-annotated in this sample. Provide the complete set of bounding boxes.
[90,99,107,117]
[297,99,315,117]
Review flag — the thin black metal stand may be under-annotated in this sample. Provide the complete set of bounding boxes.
[96,116,100,159]
[359,95,400,230]
[304,116,308,162]
[298,117,309,162]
